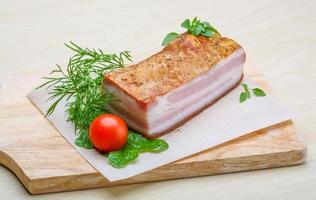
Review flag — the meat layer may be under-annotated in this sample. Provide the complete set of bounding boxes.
[104,33,246,138]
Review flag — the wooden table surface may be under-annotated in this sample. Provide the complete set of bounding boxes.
[0,0,315,199]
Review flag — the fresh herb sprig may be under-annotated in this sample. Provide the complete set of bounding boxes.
[162,17,221,46]
[181,17,220,37]
[37,42,132,148]
[38,42,169,168]
[240,83,266,103]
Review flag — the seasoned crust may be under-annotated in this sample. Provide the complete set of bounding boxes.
[104,33,242,104]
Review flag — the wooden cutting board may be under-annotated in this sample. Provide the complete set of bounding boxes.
[0,67,306,194]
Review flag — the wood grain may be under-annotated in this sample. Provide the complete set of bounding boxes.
[0,68,306,194]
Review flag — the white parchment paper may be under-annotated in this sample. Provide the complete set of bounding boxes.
[27,78,291,181]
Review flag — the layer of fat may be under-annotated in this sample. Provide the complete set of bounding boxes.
[146,65,243,135]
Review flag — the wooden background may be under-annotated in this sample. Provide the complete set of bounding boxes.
[0,0,315,199]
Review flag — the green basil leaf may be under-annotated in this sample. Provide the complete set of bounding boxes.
[107,131,169,168]
[252,88,266,96]
[202,21,211,28]
[240,92,248,103]
[162,32,179,46]
[192,25,204,35]
[126,131,169,153]
[207,25,221,36]
[241,83,248,91]
[198,24,205,32]
[108,149,139,168]
[192,26,201,35]
[181,19,191,30]
[201,29,213,37]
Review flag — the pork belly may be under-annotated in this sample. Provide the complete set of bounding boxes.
[103,33,246,138]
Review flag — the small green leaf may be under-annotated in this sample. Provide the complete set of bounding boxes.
[162,32,179,46]
[198,24,205,32]
[200,29,213,37]
[241,83,248,91]
[240,92,248,103]
[181,19,191,29]
[126,131,169,153]
[252,88,266,97]
[192,28,200,35]
[108,149,139,168]
[207,25,221,36]
[202,21,211,28]
[192,25,204,35]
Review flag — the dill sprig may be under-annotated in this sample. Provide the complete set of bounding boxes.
[37,42,132,148]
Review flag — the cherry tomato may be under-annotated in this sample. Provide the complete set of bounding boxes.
[89,114,128,152]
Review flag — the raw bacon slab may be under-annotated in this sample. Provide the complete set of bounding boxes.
[104,33,246,138]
